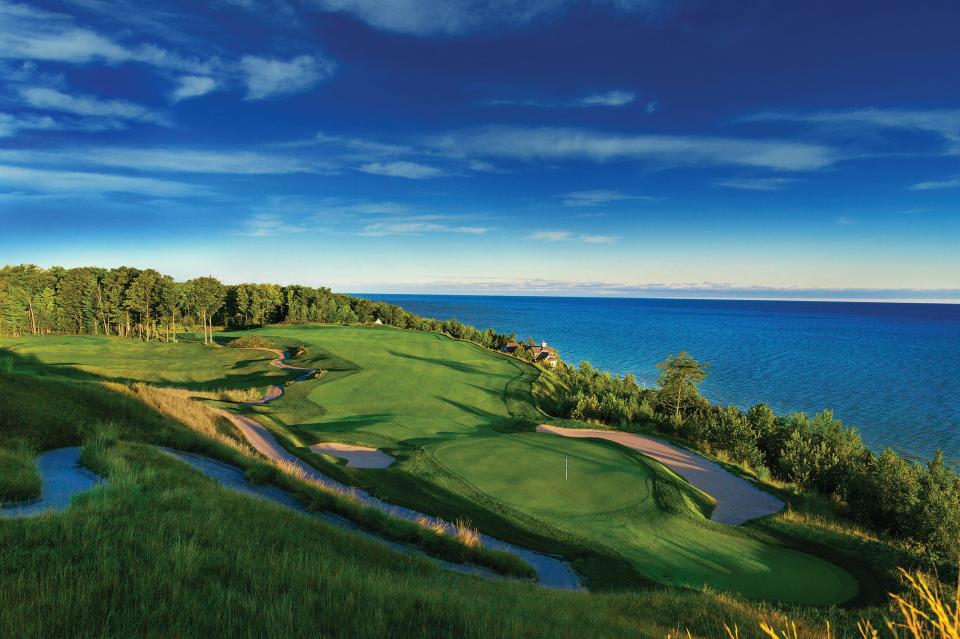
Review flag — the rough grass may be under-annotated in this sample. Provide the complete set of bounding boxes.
[0,441,41,503]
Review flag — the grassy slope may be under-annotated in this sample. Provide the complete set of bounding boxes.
[228,325,859,604]
[0,349,872,639]
[0,335,289,391]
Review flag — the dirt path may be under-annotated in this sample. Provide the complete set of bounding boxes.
[536,424,783,525]
[0,447,102,518]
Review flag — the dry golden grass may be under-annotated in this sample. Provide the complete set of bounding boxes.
[455,519,482,548]
[775,506,881,544]
[416,515,449,536]
[116,383,255,456]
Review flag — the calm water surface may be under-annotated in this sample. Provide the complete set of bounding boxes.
[362,295,960,462]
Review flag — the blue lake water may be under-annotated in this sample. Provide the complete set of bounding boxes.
[361,294,960,462]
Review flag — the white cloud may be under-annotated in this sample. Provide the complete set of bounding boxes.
[579,234,617,244]
[577,90,635,107]
[0,163,201,196]
[240,54,335,100]
[0,1,212,73]
[561,189,653,206]
[530,230,573,241]
[359,221,491,236]
[170,75,218,102]
[529,229,617,244]
[307,0,660,35]
[0,147,327,175]
[432,126,838,171]
[239,212,309,237]
[19,87,170,126]
[0,112,59,137]
[910,176,960,191]
[713,177,802,191]
[835,216,854,226]
[745,108,960,155]
[645,100,658,114]
[359,160,444,179]
[483,89,637,109]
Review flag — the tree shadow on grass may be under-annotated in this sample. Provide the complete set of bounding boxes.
[386,350,486,375]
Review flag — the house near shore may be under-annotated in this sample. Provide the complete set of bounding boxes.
[502,340,560,367]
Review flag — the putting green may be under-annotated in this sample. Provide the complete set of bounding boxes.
[431,433,859,604]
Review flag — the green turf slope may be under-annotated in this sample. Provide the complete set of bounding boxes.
[229,325,859,604]
[432,433,858,604]
[0,335,286,390]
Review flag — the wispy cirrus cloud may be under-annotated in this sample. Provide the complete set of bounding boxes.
[483,89,637,109]
[239,212,310,237]
[744,108,960,155]
[305,0,662,36]
[359,220,491,236]
[529,230,617,244]
[19,86,171,126]
[0,1,213,73]
[910,176,960,191]
[561,189,654,207]
[0,146,328,175]
[432,126,839,171]
[713,177,803,191]
[358,160,444,179]
[0,163,201,196]
[240,54,335,100]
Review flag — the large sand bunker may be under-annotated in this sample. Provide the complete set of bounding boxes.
[311,443,396,468]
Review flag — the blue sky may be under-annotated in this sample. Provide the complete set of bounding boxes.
[1,0,958,300]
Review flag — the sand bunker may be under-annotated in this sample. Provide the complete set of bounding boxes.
[536,424,783,525]
[310,443,396,469]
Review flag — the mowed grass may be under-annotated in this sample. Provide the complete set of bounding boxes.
[227,325,860,604]
[0,335,286,390]
[234,325,532,444]
[0,357,857,639]
[432,433,859,604]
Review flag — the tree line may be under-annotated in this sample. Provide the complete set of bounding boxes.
[551,353,960,564]
[0,264,519,351]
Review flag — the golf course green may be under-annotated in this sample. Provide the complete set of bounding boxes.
[1,325,861,603]
[218,324,860,604]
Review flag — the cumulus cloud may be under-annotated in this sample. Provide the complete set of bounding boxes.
[19,87,170,126]
[432,126,838,171]
[0,163,201,196]
[307,0,660,36]
[170,75,218,102]
[358,160,444,179]
[240,54,335,100]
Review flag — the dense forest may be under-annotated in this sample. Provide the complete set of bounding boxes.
[0,264,517,349]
